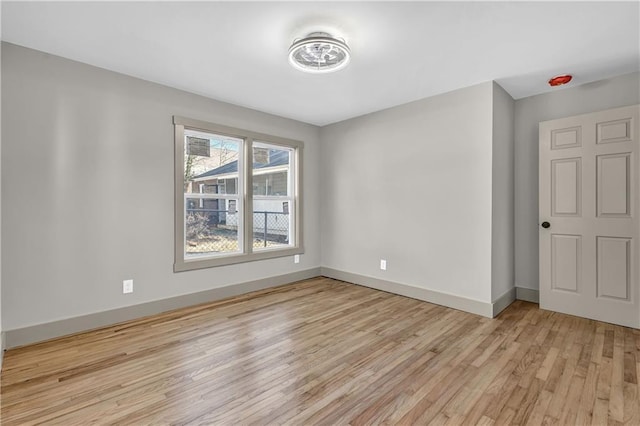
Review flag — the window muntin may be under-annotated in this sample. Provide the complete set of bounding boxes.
[174,116,303,271]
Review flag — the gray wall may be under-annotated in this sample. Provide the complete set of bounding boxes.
[491,82,515,301]
[1,43,321,331]
[514,72,640,291]
[320,82,495,303]
[3,41,637,337]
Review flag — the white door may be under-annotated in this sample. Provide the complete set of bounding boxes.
[539,105,639,328]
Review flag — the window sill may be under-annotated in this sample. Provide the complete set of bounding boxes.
[174,246,305,272]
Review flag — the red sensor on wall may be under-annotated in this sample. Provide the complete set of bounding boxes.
[548,74,573,87]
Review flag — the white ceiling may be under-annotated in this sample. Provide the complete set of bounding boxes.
[2,1,639,126]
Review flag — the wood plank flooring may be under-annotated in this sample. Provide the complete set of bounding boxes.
[1,277,639,425]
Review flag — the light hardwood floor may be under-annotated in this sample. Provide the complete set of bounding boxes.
[1,277,638,425]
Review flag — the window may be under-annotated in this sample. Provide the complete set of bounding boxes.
[252,143,294,250]
[174,116,303,271]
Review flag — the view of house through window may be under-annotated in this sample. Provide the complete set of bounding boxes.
[252,143,294,250]
[175,117,303,271]
[184,130,242,257]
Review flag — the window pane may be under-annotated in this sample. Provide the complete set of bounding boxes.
[252,145,291,197]
[185,130,240,195]
[185,197,240,257]
[252,207,290,250]
[252,143,293,250]
[184,129,242,258]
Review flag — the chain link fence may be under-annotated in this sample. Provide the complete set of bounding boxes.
[252,211,289,248]
[185,209,290,255]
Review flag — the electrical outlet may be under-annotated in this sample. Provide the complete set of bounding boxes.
[294,254,300,264]
[123,279,133,294]
[380,259,387,270]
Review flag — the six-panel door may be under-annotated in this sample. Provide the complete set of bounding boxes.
[539,105,639,328]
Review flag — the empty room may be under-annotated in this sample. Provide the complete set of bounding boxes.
[1,1,639,424]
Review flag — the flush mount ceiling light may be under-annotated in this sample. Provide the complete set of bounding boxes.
[288,32,351,73]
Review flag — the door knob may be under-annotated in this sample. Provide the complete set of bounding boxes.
[541,221,551,229]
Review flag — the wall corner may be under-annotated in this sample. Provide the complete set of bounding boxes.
[490,82,516,302]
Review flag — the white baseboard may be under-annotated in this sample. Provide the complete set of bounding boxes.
[516,287,540,303]
[4,269,531,351]
[321,267,498,318]
[492,287,517,317]
[4,268,321,349]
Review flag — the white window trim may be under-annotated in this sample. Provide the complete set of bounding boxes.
[174,116,304,272]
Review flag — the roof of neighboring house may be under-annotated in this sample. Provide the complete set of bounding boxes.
[192,149,289,180]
